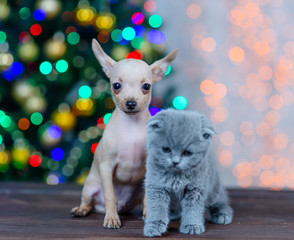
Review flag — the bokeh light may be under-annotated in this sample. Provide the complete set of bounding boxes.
[18,118,30,131]
[78,85,92,98]
[147,30,166,44]
[51,148,64,161]
[48,125,62,139]
[0,31,7,43]
[148,14,162,28]
[29,155,42,167]
[34,9,46,21]
[132,12,145,25]
[91,143,98,154]
[56,59,69,73]
[31,112,43,125]
[40,61,52,75]
[173,96,188,110]
[67,32,80,45]
[19,7,31,20]
[30,24,42,36]
[149,107,160,116]
[122,27,136,41]
[103,113,112,124]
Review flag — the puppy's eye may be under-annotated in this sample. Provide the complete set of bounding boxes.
[112,83,121,90]
[182,150,192,156]
[162,146,171,153]
[142,83,151,91]
[203,133,211,139]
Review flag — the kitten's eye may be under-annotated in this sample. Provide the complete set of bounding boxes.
[182,150,192,156]
[162,146,171,153]
[112,82,121,90]
[203,133,211,139]
[142,83,151,91]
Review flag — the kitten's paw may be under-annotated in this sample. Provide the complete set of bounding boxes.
[103,214,121,229]
[180,224,205,235]
[144,221,167,237]
[211,212,232,225]
[70,206,91,217]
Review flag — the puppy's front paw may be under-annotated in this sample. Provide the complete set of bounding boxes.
[211,212,232,225]
[70,206,91,217]
[103,214,121,229]
[180,224,205,235]
[144,221,167,237]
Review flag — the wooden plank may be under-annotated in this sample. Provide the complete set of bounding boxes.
[0,182,294,239]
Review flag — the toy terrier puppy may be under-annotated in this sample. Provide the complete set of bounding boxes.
[71,39,178,228]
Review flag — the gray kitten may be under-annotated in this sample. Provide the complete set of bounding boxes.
[144,109,233,237]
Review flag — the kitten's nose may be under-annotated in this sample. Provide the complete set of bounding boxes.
[126,101,137,110]
[173,162,179,167]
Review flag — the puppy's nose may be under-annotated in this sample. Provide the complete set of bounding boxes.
[126,101,137,110]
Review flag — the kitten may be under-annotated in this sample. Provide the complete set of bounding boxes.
[144,109,233,237]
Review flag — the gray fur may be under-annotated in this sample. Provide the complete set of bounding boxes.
[144,109,233,237]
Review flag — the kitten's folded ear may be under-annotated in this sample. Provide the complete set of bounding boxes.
[200,115,216,136]
[147,111,167,131]
[147,117,163,131]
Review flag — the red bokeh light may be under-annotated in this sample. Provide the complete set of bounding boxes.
[91,143,99,154]
[30,24,42,36]
[29,155,42,167]
[126,50,143,60]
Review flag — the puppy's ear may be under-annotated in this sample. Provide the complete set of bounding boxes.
[200,115,215,139]
[92,39,116,78]
[150,49,178,83]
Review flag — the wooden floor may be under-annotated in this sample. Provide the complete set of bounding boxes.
[0,183,294,240]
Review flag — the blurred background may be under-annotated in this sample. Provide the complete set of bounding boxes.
[1,0,293,190]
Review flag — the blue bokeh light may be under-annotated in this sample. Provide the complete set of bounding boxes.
[134,25,145,38]
[34,9,46,21]
[48,125,62,139]
[10,62,23,75]
[147,30,166,44]
[51,148,64,161]
[149,107,161,116]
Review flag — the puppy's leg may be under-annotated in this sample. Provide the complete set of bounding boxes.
[209,189,233,225]
[179,188,206,235]
[99,161,121,229]
[71,166,101,217]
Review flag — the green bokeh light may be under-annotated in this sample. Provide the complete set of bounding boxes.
[0,164,9,173]
[19,7,31,20]
[131,38,144,49]
[31,112,43,125]
[40,61,52,75]
[103,113,112,124]
[0,135,3,145]
[1,115,12,128]
[111,29,123,42]
[149,15,162,28]
[165,65,171,76]
[173,96,188,110]
[67,32,80,45]
[56,59,69,73]
[0,110,5,123]
[78,85,92,98]
[122,27,136,41]
[0,31,7,44]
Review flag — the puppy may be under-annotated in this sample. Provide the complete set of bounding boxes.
[71,39,178,228]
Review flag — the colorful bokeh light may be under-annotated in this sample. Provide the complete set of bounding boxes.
[34,9,46,21]
[30,24,42,36]
[31,112,43,125]
[131,12,145,25]
[56,59,69,73]
[29,155,42,167]
[67,32,80,45]
[51,148,64,161]
[39,61,52,75]
[173,96,188,110]
[103,113,112,124]
[122,27,136,41]
[78,85,92,98]
[0,31,7,43]
[148,14,162,28]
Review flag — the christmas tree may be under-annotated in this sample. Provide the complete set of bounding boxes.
[0,0,176,184]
